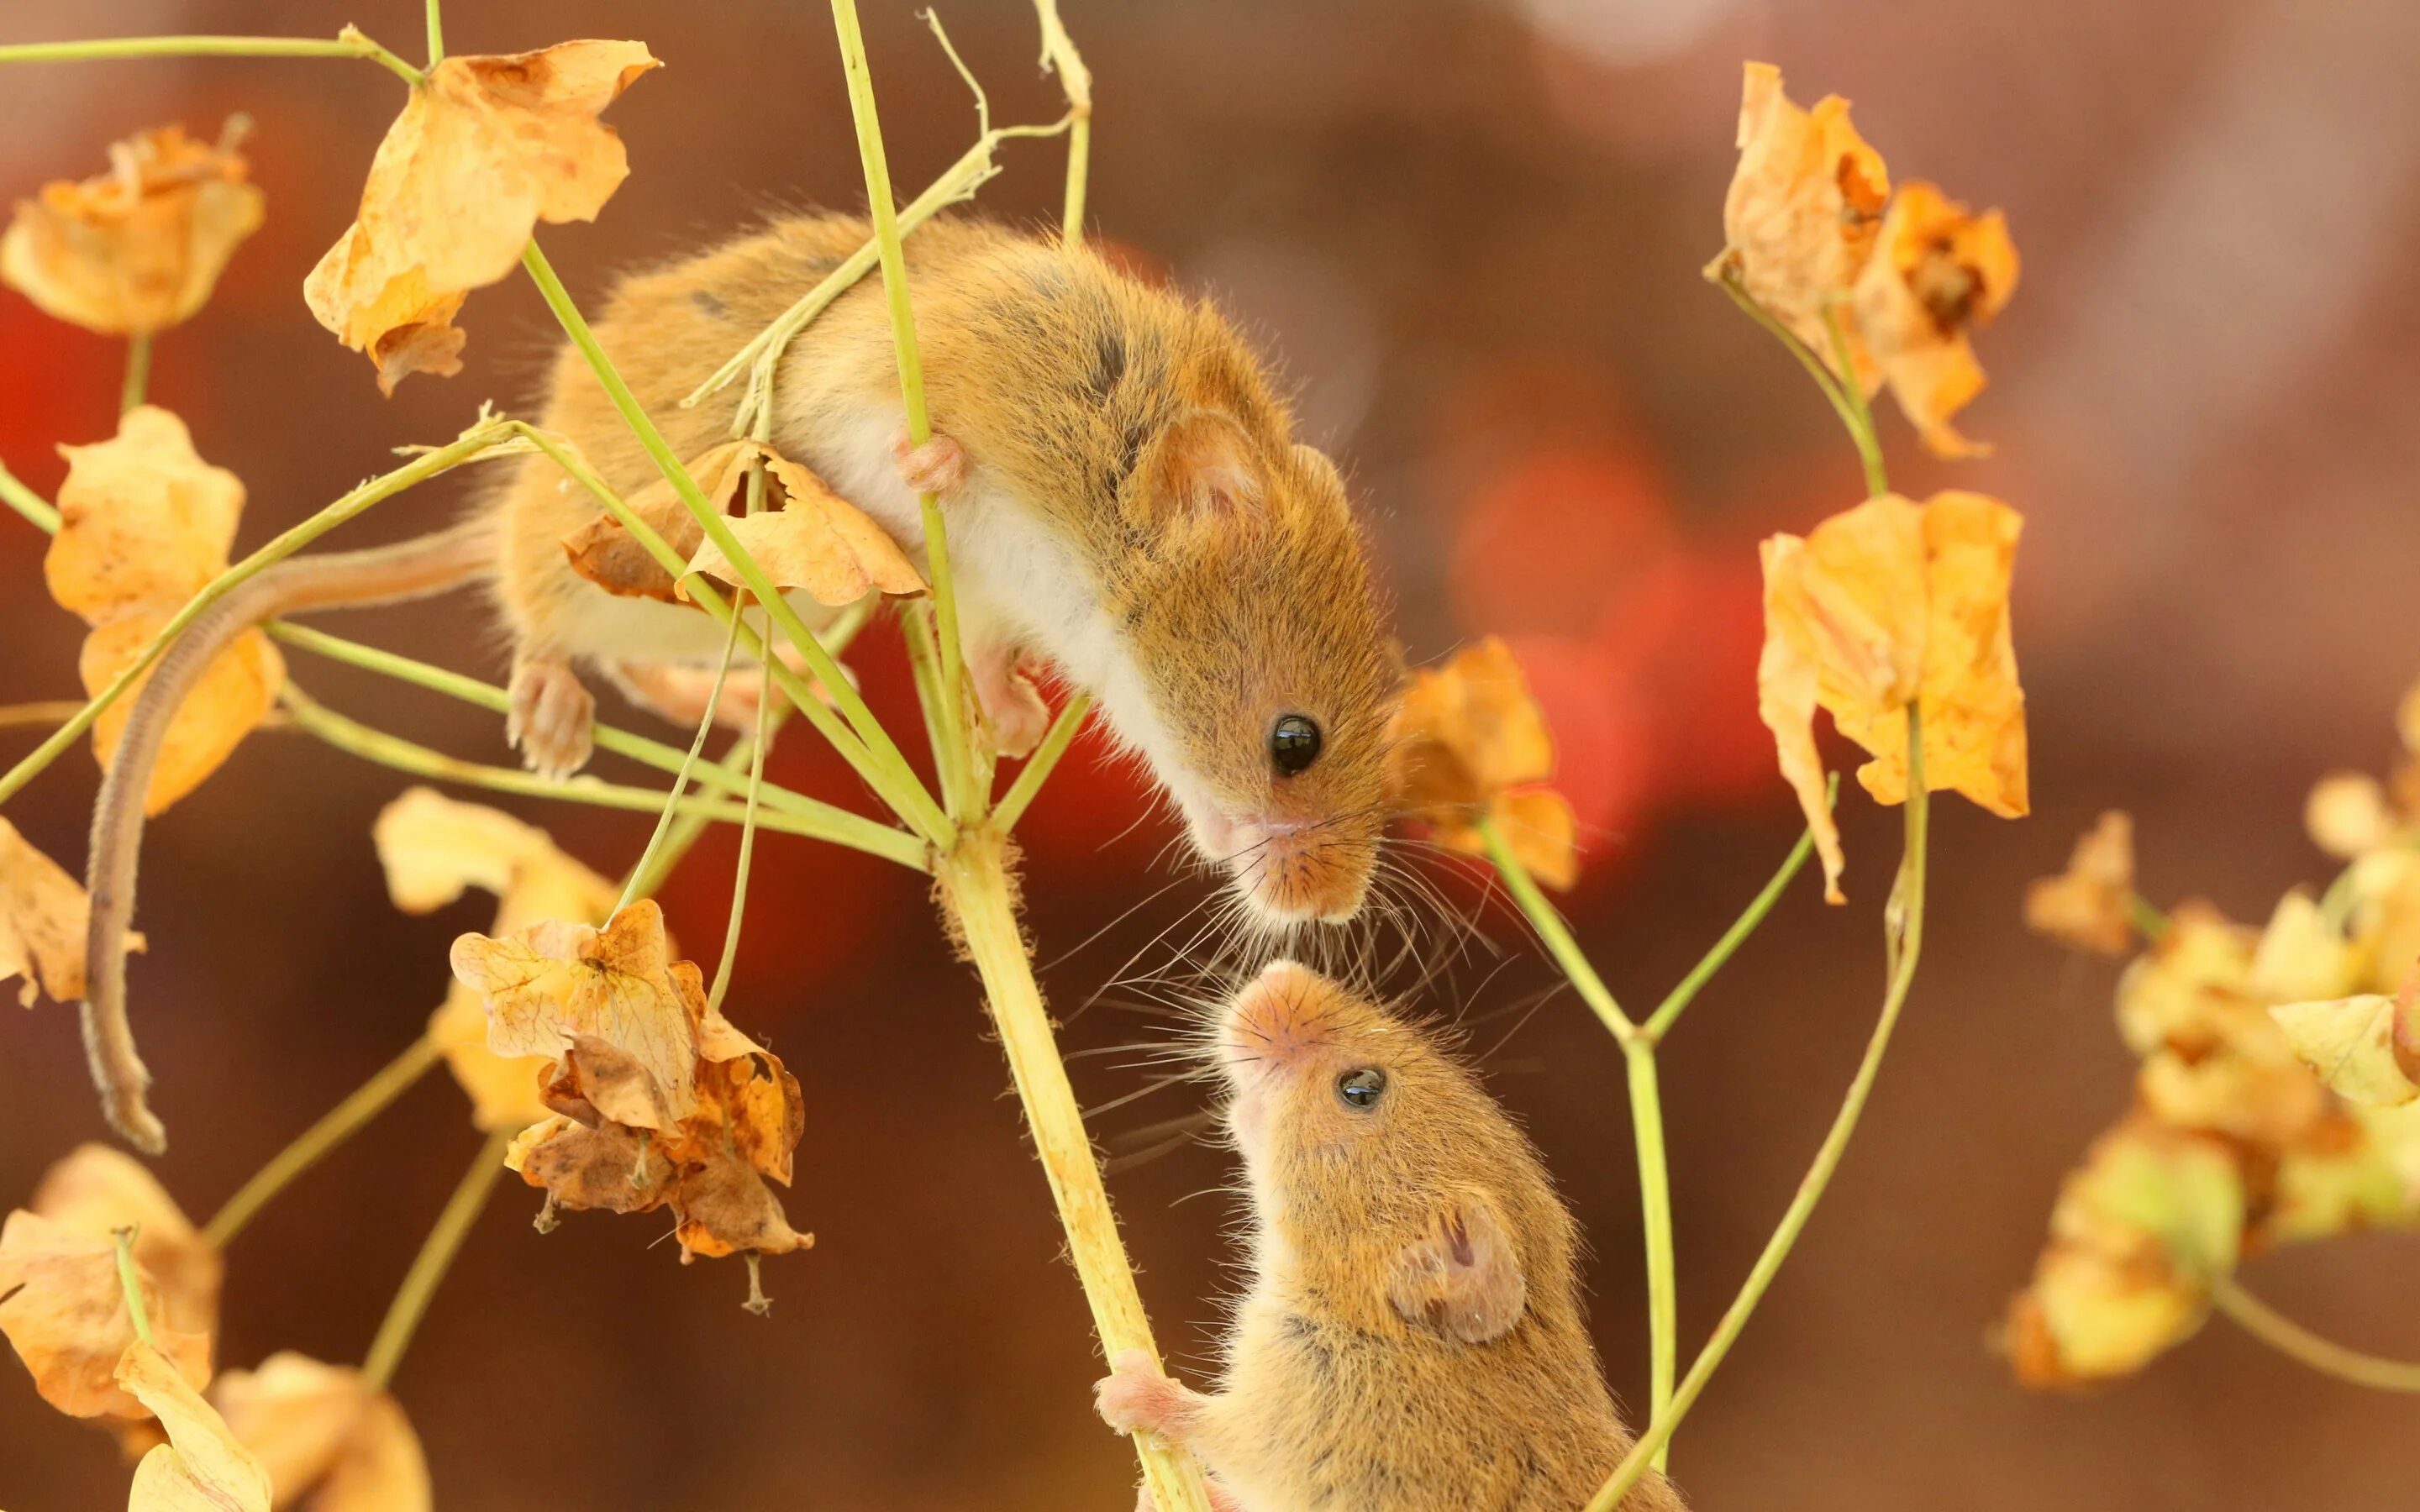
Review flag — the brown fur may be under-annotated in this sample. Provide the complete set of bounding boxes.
[1097,963,1686,1512]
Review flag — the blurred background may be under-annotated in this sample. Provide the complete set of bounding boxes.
[4,1,2417,1507]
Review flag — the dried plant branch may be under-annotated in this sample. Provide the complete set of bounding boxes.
[2209,1276,2420,1393]
[360,1129,513,1390]
[0,27,424,85]
[203,1035,445,1249]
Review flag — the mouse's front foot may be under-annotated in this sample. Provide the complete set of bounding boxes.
[1094,1350,1207,1443]
[890,423,969,498]
[508,648,597,780]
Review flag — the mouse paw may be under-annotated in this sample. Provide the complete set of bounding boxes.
[891,424,969,498]
[1135,1482,1244,1512]
[1094,1350,1205,1442]
[508,651,597,780]
[972,648,1050,759]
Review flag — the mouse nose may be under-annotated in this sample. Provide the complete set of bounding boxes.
[1215,817,1373,924]
[1222,960,1325,1074]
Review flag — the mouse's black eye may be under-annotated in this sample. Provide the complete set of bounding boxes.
[1336,1067,1386,1111]
[1270,714,1323,777]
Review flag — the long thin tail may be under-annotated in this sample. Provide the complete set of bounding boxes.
[84,520,493,1152]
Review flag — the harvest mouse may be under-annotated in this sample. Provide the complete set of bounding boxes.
[1095,963,1686,1512]
[79,215,1400,1150]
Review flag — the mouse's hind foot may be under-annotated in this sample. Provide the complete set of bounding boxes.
[507,648,597,780]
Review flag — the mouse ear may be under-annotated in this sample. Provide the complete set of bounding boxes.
[1386,1189,1528,1344]
[1140,409,1263,523]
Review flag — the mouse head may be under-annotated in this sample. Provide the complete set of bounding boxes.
[1104,409,1400,925]
[1213,962,1562,1342]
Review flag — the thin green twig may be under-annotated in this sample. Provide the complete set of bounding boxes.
[2210,1275,2420,1393]
[1823,301,1888,498]
[829,0,975,819]
[0,28,424,85]
[1643,787,1830,1043]
[1590,708,1931,1509]
[202,1035,444,1248]
[360,1128,513,1390]
[1033,0,1093,240]
[0,461,60,533]
[120,334,151,416]
[615,609,749,913]
[994,692,1094,831]
[423,0,443,68]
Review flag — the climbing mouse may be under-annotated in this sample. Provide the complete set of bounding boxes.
[80,215,1401,1151]
[1095,963,1686,1512]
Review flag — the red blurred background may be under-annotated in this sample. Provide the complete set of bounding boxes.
[4,1,2417,1508]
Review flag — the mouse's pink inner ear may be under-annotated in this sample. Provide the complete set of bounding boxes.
[1144,409,1265,522]
[1386,1189,1530,1345]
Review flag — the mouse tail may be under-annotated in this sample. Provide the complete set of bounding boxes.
[83,519,493,1152]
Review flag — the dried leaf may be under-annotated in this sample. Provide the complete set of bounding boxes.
[1710,61,1891,383]
[121,1339,272,1512]
[2248,890,2360,1005]
[3,817,143,1007]
[2023,811,2135,956]
[0,1212,209,1420]
[2270,991,2420,1109]
[450,900,697,1129]
[44,407,282,813]
[82,615,285,817]
[46,407,245,623]
[676,446,925,606]
[0,123,263,337]
[1849,181,2018,459]
[1758,492,2028,900]
[671,1152,813,1261]
[560,441,748,601]
[32,1145,218,1338]
[2002,1120,2239,1388]
[1388,638,1580,890]
[305,41,660,391]
[376,790,619,1131]
[210,1352,430,1512]
[2305,772,2392,860]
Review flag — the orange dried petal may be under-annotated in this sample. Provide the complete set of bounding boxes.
[121,1338,271,1511]
[1850,181,2018,459]
[32,1144,219,1338]
[3,817,144,1008]
[677,445,925,606]
[1712,61,1891,385]
[45,407,245,624]
[0,1212,210,1420]
[0,123,263,336]
[82,615,285,816]
[305,41,660,389]
[1389,637,1559,815]
[209,1352,430,1512]
[2023,811,2136,957]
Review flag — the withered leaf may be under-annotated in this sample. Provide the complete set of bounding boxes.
[210,1352,431,1512]
[678,446,925,606]
[2023,811,2136,957]
[121,1339,271,1512]
[305,41,660,392]
[0,1212,209,1420]
[32,1143,219,1338]
[1850,181,2019,459]
[0,122,263,337]
[45,407,284,814]
[1388,637,1580,890]
[3,817,143,1008]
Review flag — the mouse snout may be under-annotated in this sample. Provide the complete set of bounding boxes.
[1219,960,1328,1079]
[1194,811,1374,925]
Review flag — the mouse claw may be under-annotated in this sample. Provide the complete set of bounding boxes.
[1094,1349,1203,1442]
[891,423,969,498]
[508,651,597,780]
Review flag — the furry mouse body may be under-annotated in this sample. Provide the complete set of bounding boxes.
[80,216,1400,1150]
[1095,963,1686,1512]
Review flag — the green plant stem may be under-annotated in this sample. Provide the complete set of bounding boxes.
[1644,801,1828,1043]
[1823,301,1888,498]
[1590,707,1930,1510]
[0,461,59,533]
[0,29,424,84]
[616,610,749,914]
[360,1129,512,1390]
[202,1034,444,1248]
[937,828,1213,1512]
[262,621,898,858]
[0,416,513,808]
[1477,819,1635,1039]
[829,0,976,819]
[121,333,151,415]
[515,240,952,849]
[1032,0,1093,239]
[2210,1275,2420,1393]
[1476,817,1672,1459]
[113,1227,155,1346]
[280,685,926,869]
[423,0,443,67]
[622,716,785,902]
[708,636,776,1011]
[994,692,1093,831]
[1712,270,1865,450]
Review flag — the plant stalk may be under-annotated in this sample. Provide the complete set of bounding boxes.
[360,1129,513,1389]
[2210,1276,2420,1393]
[203,1035,444,1248]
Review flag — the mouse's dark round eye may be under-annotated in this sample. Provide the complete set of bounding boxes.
[1270,714,1323,777]
[1335,1066,1386,1110]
